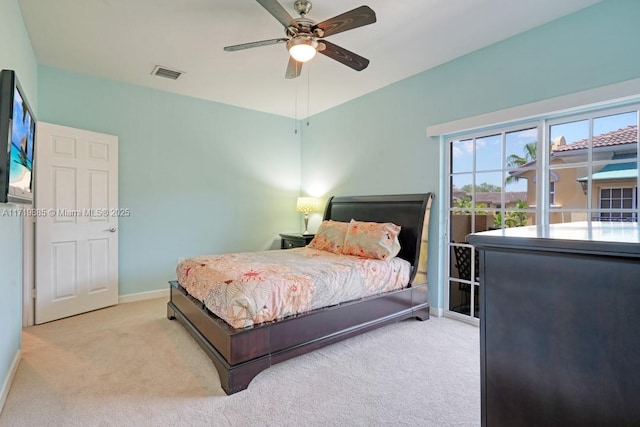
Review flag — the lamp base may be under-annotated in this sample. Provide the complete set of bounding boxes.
[303,213,310,235]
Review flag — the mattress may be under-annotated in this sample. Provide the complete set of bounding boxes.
[177,247,411,329]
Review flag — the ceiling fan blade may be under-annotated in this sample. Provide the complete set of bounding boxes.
[285,57,303,79]
[256,0,300,30]
[224,38,288,52]
[317,40,369,71]
[313,6,376,38]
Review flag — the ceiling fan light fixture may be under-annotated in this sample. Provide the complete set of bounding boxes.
[287,37,318,62]
[223,1,377,78]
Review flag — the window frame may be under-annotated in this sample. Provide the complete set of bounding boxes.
[444,103,639,322]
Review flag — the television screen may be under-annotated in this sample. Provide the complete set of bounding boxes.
[9,86,35,195]
[0,69,37,204]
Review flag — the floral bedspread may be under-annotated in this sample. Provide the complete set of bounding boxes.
[177,247,411,329]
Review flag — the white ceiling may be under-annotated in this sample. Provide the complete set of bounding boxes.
[18,0,601,118]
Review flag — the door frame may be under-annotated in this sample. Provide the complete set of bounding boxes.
[22,214,34,327]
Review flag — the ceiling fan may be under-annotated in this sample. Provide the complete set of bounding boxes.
[223,0,376,79]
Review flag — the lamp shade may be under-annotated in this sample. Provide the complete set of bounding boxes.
[287,37,318,63]
[296,197,321,213]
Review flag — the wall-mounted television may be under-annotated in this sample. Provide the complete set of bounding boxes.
[0,69,37,204]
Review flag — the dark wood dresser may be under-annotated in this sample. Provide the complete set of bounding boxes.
[467,222,640,427]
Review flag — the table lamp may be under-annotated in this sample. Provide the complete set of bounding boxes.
[296,197,321,235]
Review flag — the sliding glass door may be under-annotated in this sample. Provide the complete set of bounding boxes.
[445,105,639,322]
[447,125,538,320]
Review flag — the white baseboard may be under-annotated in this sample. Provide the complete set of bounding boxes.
[430,306,444,317]
[118,288,169,304]
[444,310,480,326]
[0,349,21,415]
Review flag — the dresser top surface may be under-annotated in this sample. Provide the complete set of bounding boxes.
[468,222,640,256]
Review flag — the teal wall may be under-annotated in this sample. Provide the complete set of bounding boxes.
[300,0,640,308]
[0,0,37,406]
[38,67,302,295]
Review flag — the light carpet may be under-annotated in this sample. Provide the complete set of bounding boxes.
[0,298,480,426]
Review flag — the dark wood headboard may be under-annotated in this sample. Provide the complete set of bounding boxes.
[323,193,435,283]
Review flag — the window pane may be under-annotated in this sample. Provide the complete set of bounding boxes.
[449,242,479,317]
[451,139,474,173]
[449,280,476,316]
[592,114,638,192]
[450,212,490,238]
[549,165,589,209]
[474,171,503,211]
[502,208,534,227]
[451,174,473,208]
[504,168,528,191]
[476,134,501,171]
[504,177,529,204]
[593,111,637,136]
[549,120,589,165]
[505,128,537,170]
[451,173,492,234]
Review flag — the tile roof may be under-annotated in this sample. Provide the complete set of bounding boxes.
[554,125,638,153]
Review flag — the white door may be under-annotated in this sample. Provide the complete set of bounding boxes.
[35,122,119,324]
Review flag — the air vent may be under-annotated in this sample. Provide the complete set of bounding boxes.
[151,65,183,80]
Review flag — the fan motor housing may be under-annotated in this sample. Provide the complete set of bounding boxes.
[286,16,319,38]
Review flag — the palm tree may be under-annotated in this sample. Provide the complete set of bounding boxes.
[506,142,536,184]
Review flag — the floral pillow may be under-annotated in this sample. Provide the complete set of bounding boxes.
[308,220,349,254]
[342,219,401,260]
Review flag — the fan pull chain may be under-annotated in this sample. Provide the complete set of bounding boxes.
[306,65,310,127]
[294,73,298,134]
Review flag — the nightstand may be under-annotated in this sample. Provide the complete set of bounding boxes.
[279,233,315,249]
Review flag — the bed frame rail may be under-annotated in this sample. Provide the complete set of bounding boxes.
[168,281,429,394]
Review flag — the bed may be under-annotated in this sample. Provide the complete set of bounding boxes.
[167,193,434,394]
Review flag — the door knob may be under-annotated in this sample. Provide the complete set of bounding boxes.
[106,227,117,233]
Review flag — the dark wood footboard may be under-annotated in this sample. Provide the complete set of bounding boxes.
[168,280,429,394]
